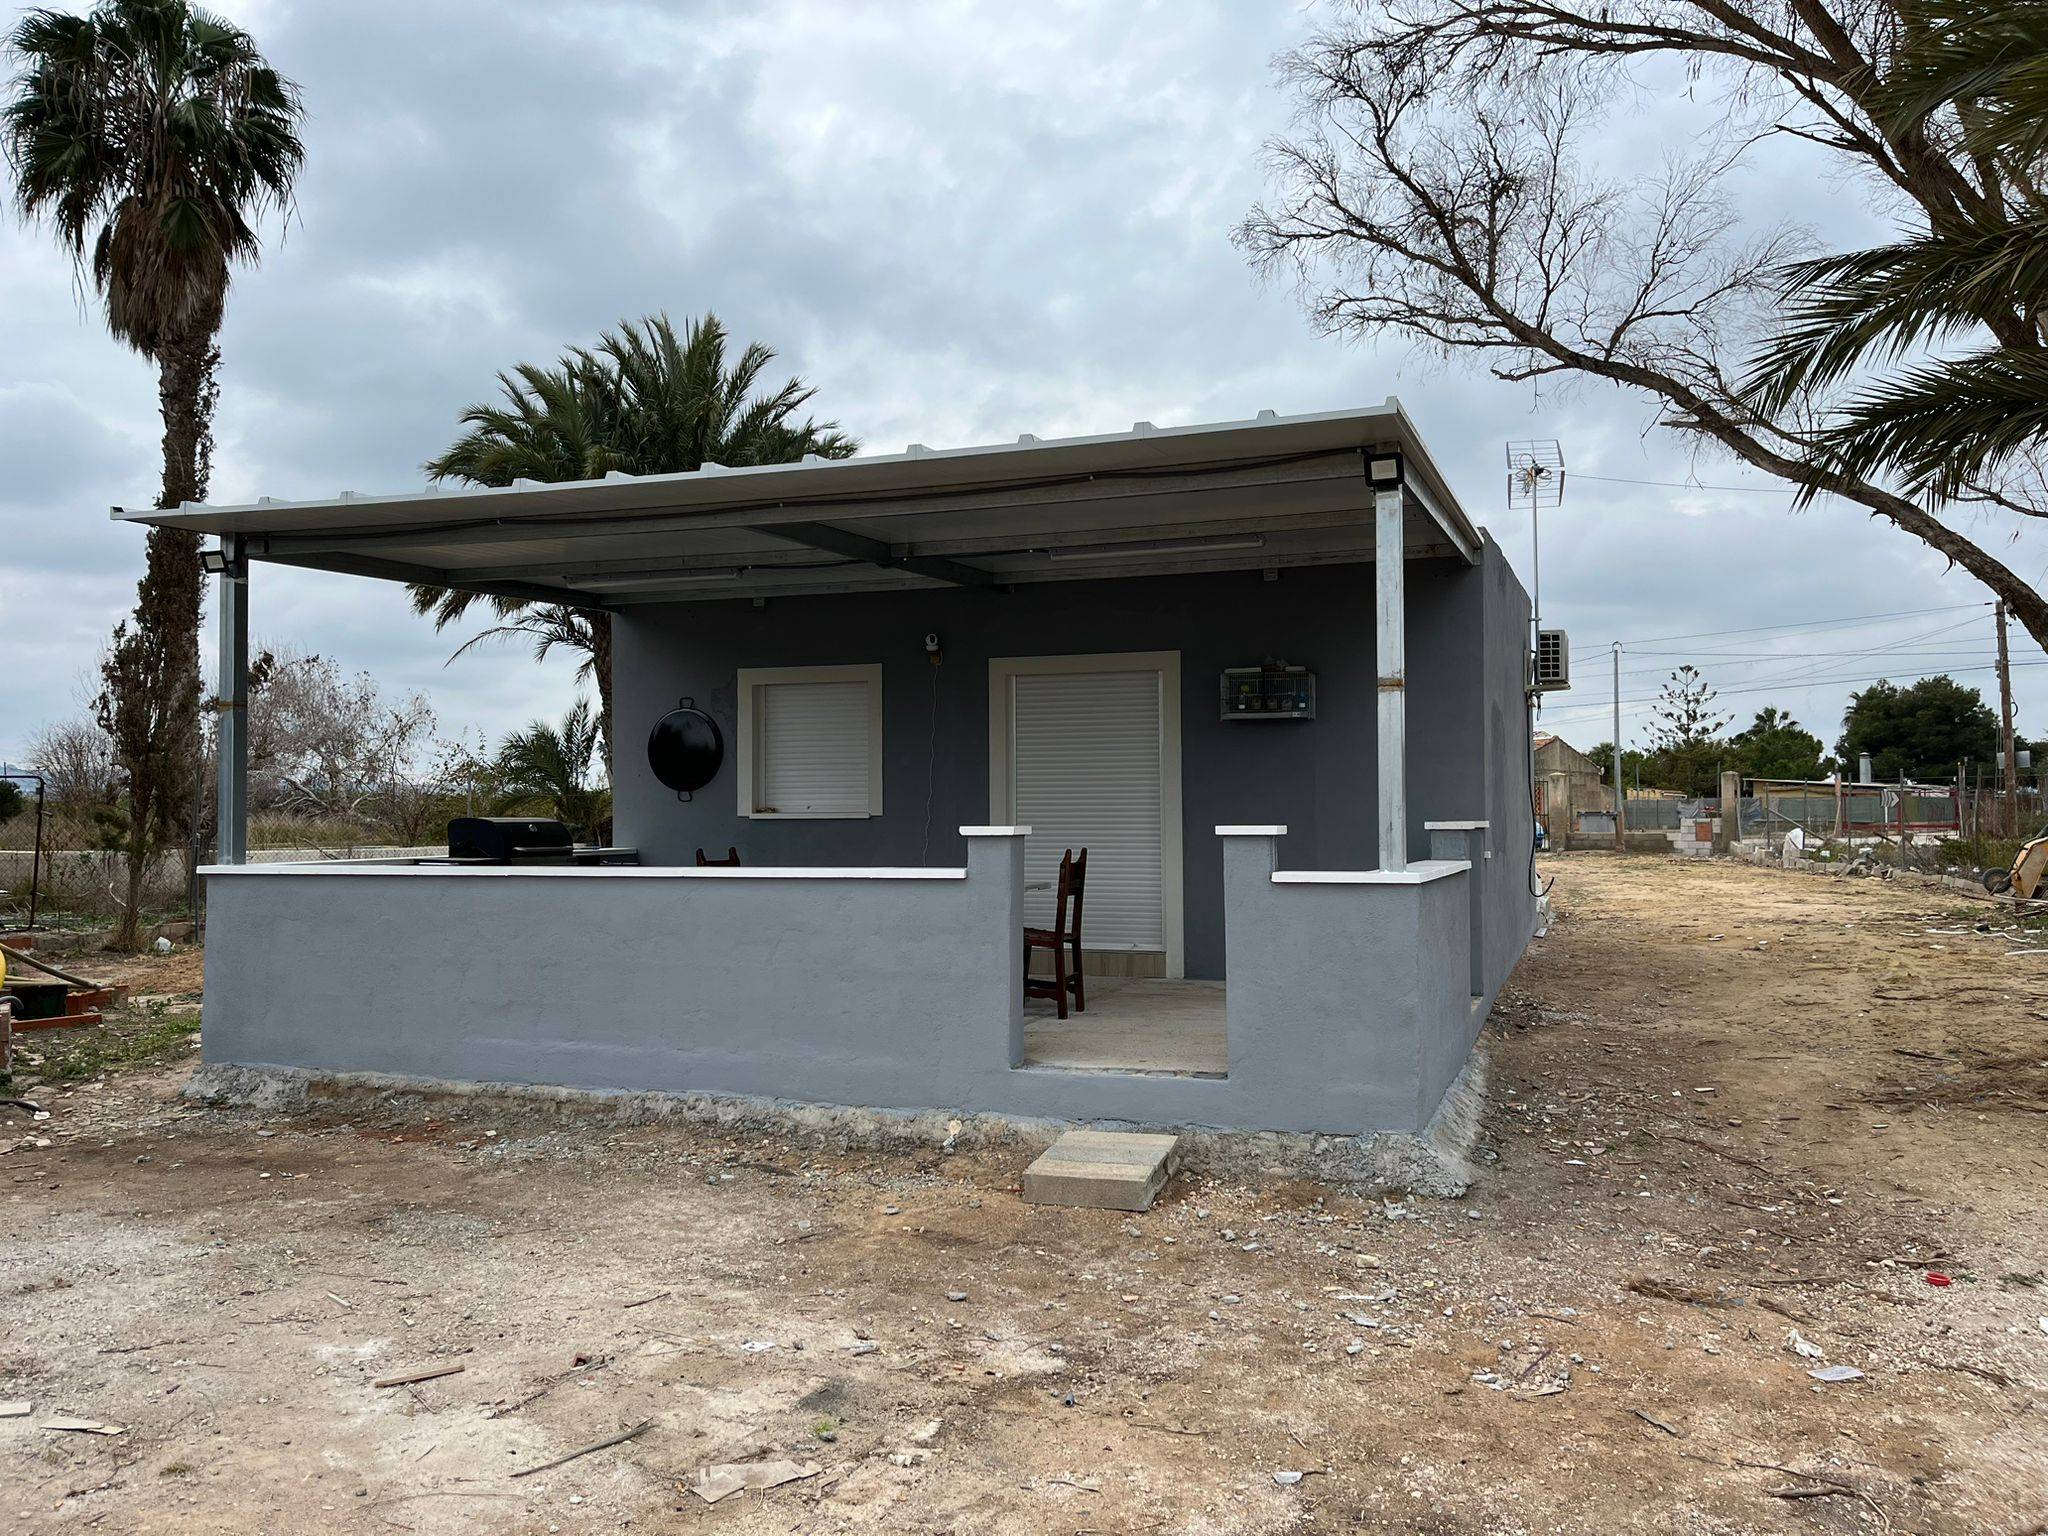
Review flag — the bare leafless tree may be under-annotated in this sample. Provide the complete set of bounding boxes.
[25,716,120,807]
[243,646,437,820]
[1238,1,2048,652]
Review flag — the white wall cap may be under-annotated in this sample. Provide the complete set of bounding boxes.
[958,825,1033,837]
[1214,825,1288,837]
[201,863,968,881]
[1271,859,1470,886]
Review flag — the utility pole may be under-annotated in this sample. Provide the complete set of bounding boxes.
[1997,600,2019,837]
[1612,643,1625,852]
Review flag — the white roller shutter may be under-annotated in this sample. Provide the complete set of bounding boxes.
[757,680,872,815]
[1012,669,1164,950]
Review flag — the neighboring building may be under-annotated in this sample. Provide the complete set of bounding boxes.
[1533,731,1612,829]
[128,404,1540,1146]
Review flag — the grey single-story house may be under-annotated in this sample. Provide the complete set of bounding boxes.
[120,403,1544,1141]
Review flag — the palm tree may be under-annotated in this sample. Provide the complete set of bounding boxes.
[4,0,303,945]
[1744,0,2048,503]
[494,699,607,842]
[415,312,857,763]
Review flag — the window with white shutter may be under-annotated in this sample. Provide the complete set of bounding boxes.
[737,665,883,818]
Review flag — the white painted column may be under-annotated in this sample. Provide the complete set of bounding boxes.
[215,536,249,866]
[1372,469,1407,871]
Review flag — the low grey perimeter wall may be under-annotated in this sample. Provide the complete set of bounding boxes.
[200,829,1477,1137]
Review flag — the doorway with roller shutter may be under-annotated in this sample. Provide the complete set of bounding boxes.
[987,651,1186,982]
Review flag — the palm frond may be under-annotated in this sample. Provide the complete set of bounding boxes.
[1874,0,2048,166]
[1811,348,2048,501]
[3,0,305,357]
[1743,214,2048,415]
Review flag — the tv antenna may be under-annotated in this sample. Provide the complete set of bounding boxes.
[1505,439,1565,645]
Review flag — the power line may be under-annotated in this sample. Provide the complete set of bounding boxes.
[1704,614,1991,701]
[1569,601,1991,656]
[1602,614,1994,688]
[1538,656,2048,726]
[1574,472,1818,495]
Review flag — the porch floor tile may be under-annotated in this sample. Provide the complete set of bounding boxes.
[1021,979,1226,1077]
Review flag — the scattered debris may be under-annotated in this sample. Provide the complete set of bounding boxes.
[1627,1276,1740,1310]
[1629,1408,1682,1437]
[43,1416,125,1435]
[622,1290,671,1309]
[0,1401,29,1418]
[1925,1272,1952,1287]
[1041,1475,1100,1494]
[1786,1330,1824,1360]
[373,1363,465,1389]
[1807,1364,1865,1383]
[512,1419,654,1478]
[687,1458,821,1504]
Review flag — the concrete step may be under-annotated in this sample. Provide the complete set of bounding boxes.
[1022,1129,1182,1212]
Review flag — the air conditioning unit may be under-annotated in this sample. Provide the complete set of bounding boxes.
[1532,629,1570,692]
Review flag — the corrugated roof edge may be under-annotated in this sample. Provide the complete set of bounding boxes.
[111,399,1481,553]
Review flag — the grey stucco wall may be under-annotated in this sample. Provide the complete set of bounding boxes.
[199,828,1477,1135]
[1478,536,1539,1003]
[203,837,1025,1111]
[1220,833,1474,1132]
[614,550,1530,981]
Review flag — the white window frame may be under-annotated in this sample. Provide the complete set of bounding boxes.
[736,663,885,819]
[987,650,1184,978]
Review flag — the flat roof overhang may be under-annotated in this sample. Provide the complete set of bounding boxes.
[114,401,1484,609]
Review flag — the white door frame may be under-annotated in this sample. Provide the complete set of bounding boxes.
[987,650,1184,979]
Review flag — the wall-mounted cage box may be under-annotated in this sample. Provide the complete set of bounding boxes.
[1220,663,1316,720]
[1532,630,1570,692]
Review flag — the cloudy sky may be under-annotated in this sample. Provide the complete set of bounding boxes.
[3,0,2043,775]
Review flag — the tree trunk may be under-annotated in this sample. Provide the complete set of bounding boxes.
[587,609,614,780]
[106,331,214,949]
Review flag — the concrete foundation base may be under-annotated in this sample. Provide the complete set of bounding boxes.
[1023,1129,1182,1210]
[181,1050,1491,1195]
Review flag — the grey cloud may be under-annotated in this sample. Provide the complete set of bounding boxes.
[4,0,2044,765]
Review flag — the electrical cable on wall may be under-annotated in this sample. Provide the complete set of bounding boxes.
[918,638,944,864]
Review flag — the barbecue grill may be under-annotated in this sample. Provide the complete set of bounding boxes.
[432,817,639,866]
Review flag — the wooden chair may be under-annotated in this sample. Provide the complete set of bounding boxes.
[695,846,741,866]
[1023,847,1087,1019]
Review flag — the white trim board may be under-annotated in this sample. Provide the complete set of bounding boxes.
[987,649,1185,978]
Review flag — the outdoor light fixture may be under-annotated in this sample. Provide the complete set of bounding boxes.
[1367,453,1404,489]
[200,543,246,578]
[1046,533,1267,562]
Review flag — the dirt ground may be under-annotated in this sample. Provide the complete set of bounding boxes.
[4,855,2047,1534]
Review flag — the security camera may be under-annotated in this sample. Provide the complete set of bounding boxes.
[923,632,941,654]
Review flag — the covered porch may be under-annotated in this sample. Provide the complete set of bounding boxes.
[118,405,1523,1137]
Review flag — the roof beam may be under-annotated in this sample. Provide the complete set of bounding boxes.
[1401,466,1480,564]
[255,548,618,611]
[760,521,997,587]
